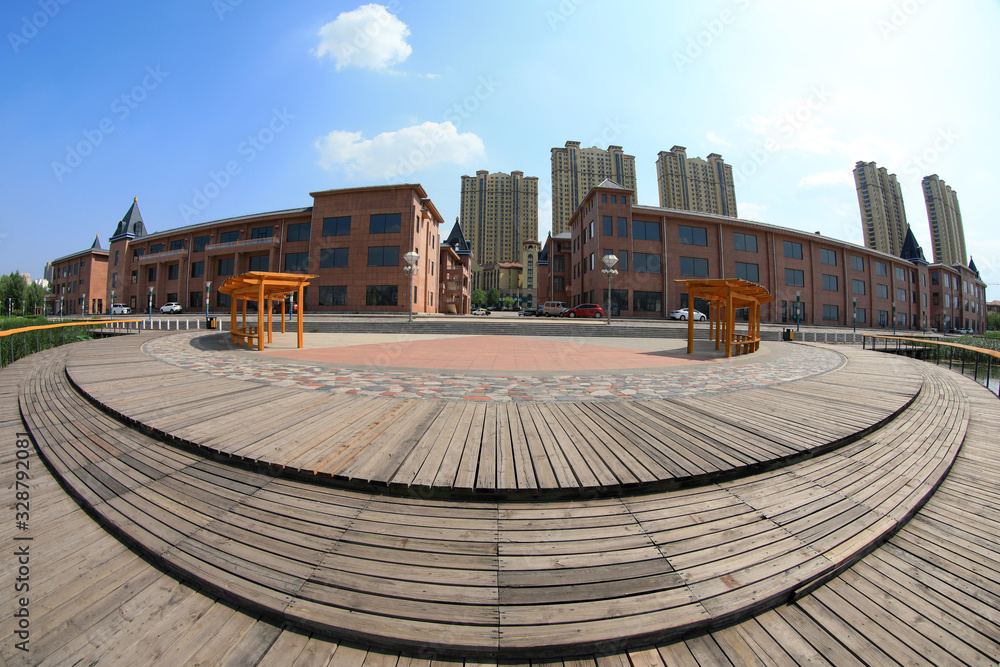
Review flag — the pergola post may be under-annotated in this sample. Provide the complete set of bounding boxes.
[296,284,305,349]
[725,289,735,358]
[280,299,286,334]
[230,295,237,345]
[266,296,273,344]
[241,297,248,347]
[257,279,265,351]
[714,302,721,351]
[687,296,695,355]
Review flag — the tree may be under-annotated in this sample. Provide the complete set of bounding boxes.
[487,287,500,307]
[502,296,515,310]
[26,282,47,315]
[471,289,487,308]
[988,311,1000,332]
[0,272,27,317]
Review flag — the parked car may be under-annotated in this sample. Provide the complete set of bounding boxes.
[668,308,707,321]
[111,304,131,315]
[472,308,490,316]
[517,308,534,316]
[542,301,567,317]
[563,303,604,318]
[159,302,182,314]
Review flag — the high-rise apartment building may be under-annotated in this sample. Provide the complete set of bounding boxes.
[655,146,738,217]
[550,142,636,236]
[460,170,538,266]
[854,161,909,256]
[922,174,967,266]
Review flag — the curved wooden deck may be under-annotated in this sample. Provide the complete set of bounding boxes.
[8,333,984,660]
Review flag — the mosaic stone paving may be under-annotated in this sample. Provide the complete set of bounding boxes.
[143,332,846,403]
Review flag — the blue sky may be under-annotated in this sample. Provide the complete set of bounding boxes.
[2,0,998,299]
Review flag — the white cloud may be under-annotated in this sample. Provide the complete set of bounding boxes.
[314,4,412,72]
[316,121,486,179]
[738,202,767,221]
[798,170,853,188]
[706,131,731,147]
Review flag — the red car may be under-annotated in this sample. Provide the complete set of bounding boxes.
[563,303,604,318]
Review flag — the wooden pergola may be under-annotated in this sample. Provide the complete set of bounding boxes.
[675,279,773,358]
[218,271,317,351]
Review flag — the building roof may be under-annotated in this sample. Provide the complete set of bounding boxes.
[90,234,102,251]
[595,178,632,191]
[901,227,928,264]
[48,245,109,264]
[110,198,147,240]
[969,256,980,278]
[445,219,472,255]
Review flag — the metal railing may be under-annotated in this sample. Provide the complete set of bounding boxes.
[863,334,1000,399]
[1,319,142,368]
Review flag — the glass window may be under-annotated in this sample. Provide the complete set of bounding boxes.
[735,261,759,282]
[823,304,839,321]
[189,291,203,309]
[369,213,401,234]
[147,267,157,281]
[783,241,803,259]
[167,264,180,280]
[603,216,613,236]
[633,291,662,312]
[366,285,398,306]
[633,252,661,274]
[897,287,907,301]
[618,250,627,271]
[220,230,239,243]
[191,261,204,278]
[931,271,939,285]
[822,274,838,291]
[734,232,758,252]
[618,217,628,237]
[367,246,399,267]
[785,268,804,286]
[249,254,269,271]
[679,225,708,246]
[894,266,906,281]
[851,255,864,271]
[855,307,866,323]
[319,285,347,306]
[286,223,311,242]
[632,220,660,241]
[322,216,351,237]
[877,283,889,299]
[150,243,163,254]
[320,248,349,268]
[251,226,273,239]
[876,261,888,277]
[217,258,234,276]
[284,252,309,272]
[170,239,185,250]
[852,279,865,295]
[820,249,837,265]
[679,256,709,277]
[193,235,210,252]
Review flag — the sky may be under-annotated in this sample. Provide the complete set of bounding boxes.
[2,0,998,300]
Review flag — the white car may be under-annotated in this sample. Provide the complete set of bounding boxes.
[111,304,131,315]
[159,302,182,314]
[669,308,707,321]
[471,308,490,316]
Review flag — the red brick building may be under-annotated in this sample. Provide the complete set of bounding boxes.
[44,235,109,316]
[538,180,988,332]
[49,185,472,316]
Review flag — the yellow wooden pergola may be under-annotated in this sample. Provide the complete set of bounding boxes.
[675,279,773,358]
[218,271,317,351]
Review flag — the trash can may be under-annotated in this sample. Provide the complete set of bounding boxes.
[783,328,794,341]
[207,317,218,330]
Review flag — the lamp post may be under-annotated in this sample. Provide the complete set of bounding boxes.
[892,304,896,335]
[796,290,801,332]
[59,297,63,318]
[852,296,857,333]
[601,254,619,326]
[205,281,211,320]
[111,291,115,320]
[82,293,86,318]
[148,287,154,325]
[403,251,420,322]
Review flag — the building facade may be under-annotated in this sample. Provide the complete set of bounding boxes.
[923,174,967,266]
[459,170,538,267]
[655,146,737,217]
[538,180,988,333]
[550,142,636,236]
[854,161,909,257]
[49,185,472,317]
[45,236,109,316]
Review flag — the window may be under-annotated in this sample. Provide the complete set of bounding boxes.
[633,252,661,273]
[852,279,865,295]
[367,246,399,267]
[601,194,607,203]
[894,266,905,281]
[366,285,398,306]
[217,292,231,308]
[217,258,234,276]
[679,225,708,246]
[189,291,203,308]
[600,216,611,236]
[170,239,185,250]
[553,276,565,291]
[933,292,940,306]
[166,292,178,303]
[320,248,349,268]
[220,230,239,243]
[150,243,163,254]
[286,223,311,242]
[877,283,889,299]
[369,213,401,234]
[111,272,117,288]
[680,256,709,277]
[618,217,628,237]
[618,250,627,271]
[191,261,204,278]
[878,310,889,327]
[632,220,660,241]
[251,226,273,239]
[822,274,838,291]
[633,291,662,312]
[855,307,866,323]
[147,267,157,281]
[876,261,888,277]
[131,270,138,284]
[823,304,839,321]
[783,241,803,259]
[167,264,179,280]
[323,216,351,237]
[820,249,837,265]
[553,255,565,273]
[284,252,309,272]
[931,271,940,285]
[588,221,594,240]
[851,255,864,271]
[193,235,210,252]
[785,268,804,287]
[249,254,269,271]
[133,248,144,258]
[319,285,347,306]
[733,232,757,252]
[897,287,907,301]
[735,262,759,282]
[897,312,908,327]
[114,250,119,266]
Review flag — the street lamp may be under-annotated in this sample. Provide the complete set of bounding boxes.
[111,291,115,320]
[205,281,212,320]
[403,250,420,322]
[82,293,86,317]
[796,290,801,332]
[601,254,619,326]
[148,287,154,324]
[852,297,857,333]
[892,304,896,335]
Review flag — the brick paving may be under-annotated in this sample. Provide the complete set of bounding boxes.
[143,332,845,402]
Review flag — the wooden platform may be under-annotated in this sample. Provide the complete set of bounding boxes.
[63,334,924,498]
[9,333,979,659]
